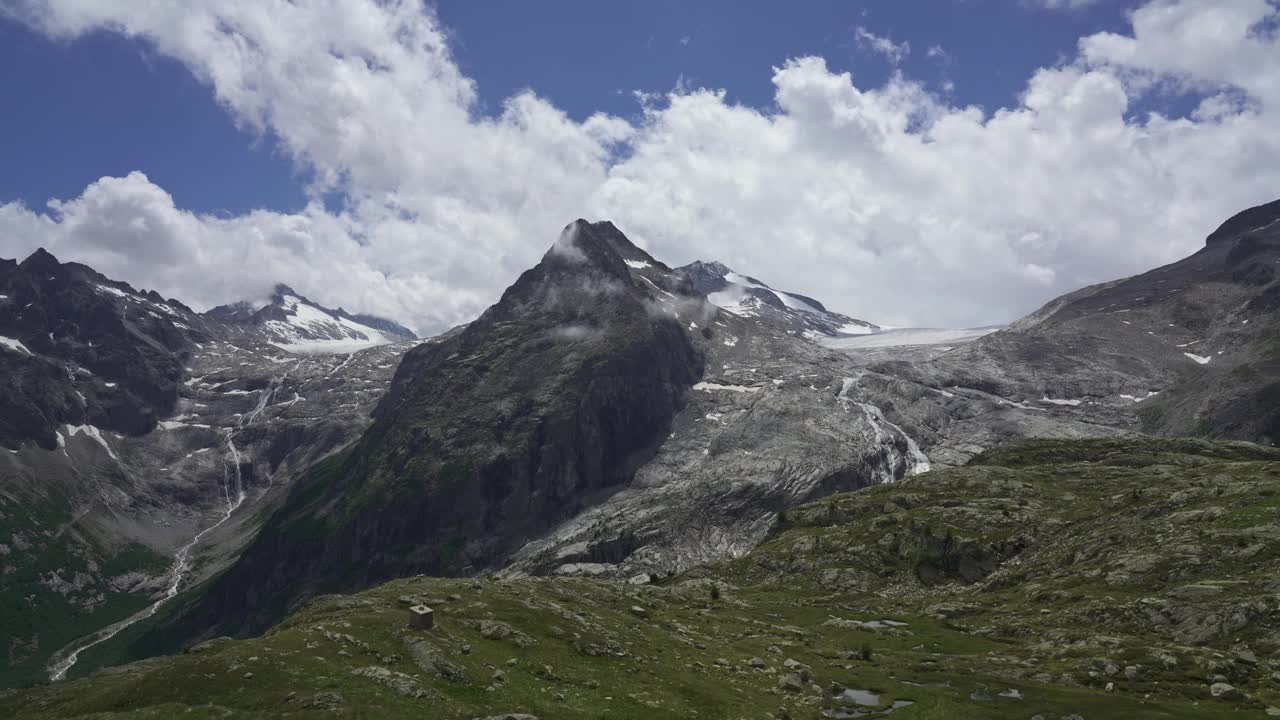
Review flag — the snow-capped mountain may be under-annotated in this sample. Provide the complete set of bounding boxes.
[205,284,415,354]
[677,260,879,339]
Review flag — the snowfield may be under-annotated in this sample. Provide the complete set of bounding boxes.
[818,326,1001,350]
[266,295,392,354]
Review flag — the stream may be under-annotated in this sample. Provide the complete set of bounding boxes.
[47,373,288,682]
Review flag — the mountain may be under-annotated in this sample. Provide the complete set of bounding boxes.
[120,221,932,654]
[0,252,422,687]
[0,248,204,450]
[205,284,415,353]
[4,436,1276,719]
[856,196,1280,466]
[678,260,880,339]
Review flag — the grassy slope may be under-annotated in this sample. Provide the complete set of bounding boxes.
[0,479,168,688]
[2,437,1278,718]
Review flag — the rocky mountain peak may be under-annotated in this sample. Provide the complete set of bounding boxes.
[675,258,878,339]
[18,247,62,274]
[270,283,301,302]
[204,283,415,352]
[542,219,664,283]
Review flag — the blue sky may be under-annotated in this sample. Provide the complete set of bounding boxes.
[1,0,1277,333]
[1,1,1137,217]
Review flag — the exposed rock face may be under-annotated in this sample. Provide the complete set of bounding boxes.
[0,249,201,449]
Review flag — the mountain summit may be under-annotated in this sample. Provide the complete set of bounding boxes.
[677,260,879,339]
[205,284,415,353]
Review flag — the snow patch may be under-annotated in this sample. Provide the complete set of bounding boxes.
[693,382,761,394]
[1183,353,1212,365]
[159,421,212,430]
[0,336,32,355]
[266,297,391,354]
[63,425,119,460]
[1039,396,1083,407]
[706,288,757,317]
[624,259,651,269]
[95,284,130,299]
[638,275,676,300]
[836,322,876,335]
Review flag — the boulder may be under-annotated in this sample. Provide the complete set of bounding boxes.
[778,673,805,693]
[1210,682,1243,701]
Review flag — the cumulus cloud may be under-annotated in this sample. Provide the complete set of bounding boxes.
[1,0,1279,332]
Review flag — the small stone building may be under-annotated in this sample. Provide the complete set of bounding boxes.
[408,604,434,630]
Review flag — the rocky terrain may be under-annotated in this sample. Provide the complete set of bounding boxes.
[2,437,1276,719]
[0,250,422,687]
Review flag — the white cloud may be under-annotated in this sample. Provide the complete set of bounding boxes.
[0,172,480,330]
[1024,0,1104,10]
[1,0,1279,333]
[853,25,911,65]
